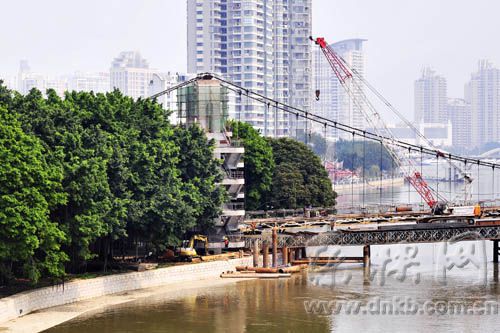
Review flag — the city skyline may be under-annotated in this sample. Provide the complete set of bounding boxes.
[2,0,500,122]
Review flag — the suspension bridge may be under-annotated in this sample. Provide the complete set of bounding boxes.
[150,37,500,264]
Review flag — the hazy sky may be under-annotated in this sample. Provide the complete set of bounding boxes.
[1,0,499,120]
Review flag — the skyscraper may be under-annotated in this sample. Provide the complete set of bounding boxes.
[186,0,312,137]
[110,51,155,99]
[312,38,366,139]
[446,98,472,150]
[414,67,447,124]
[465,60,500,148]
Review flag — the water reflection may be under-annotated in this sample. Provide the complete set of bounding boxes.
[46,254,499,333]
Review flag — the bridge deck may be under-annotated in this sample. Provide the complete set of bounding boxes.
[242,225,500,248]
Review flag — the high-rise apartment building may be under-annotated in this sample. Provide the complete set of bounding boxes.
[110,51,155,99]
[414,67,447,124]
[446,98,472,150]
[186,0,312,137]
[312,38,366,139]
[465,60,500,148]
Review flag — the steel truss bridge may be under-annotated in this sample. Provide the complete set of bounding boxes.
[256,225,500,248]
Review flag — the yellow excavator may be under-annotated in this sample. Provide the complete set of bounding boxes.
[176,234,208,261]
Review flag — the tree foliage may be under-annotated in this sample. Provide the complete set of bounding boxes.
[0,83,226,282]
[0,106,66,283]
[267,138,336,209]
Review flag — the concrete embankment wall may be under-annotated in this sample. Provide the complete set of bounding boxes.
[0,256,254,324]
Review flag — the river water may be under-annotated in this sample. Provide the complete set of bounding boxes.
[45,243,500,333]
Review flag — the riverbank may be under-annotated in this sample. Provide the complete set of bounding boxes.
[333,177,405,193]
[1,278,249,333]
[0,256,256,332]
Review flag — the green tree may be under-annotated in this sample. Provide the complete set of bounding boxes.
[268,138,335,209]
[228,121,274,210]
[0,107,67,283]
[271,163,306,209]
[174,125,227,233]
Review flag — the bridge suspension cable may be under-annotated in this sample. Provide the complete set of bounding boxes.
[148,72,500,207]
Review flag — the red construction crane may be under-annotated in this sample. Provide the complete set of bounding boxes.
[310,36,470,213]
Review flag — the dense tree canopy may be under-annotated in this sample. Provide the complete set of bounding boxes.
[0,81,337,284]
[0,83,226,282]
[0,106,66,283]
[267,138,336,209]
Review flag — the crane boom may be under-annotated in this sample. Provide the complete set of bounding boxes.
[311,36,447,211]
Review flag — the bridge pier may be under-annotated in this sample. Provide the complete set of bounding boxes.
[253,240,259,267]
[363,245,371,268]
[262,241,269,268]
[301,247,307,259]
[494,240,499,264]
[272,227,278,267]
[363,245,371,282]
[295,248,301,261]
[282,245,289,265]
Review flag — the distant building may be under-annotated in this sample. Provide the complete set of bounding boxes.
[16,60,68,96]
[446,98,472,150]
[110,51,155,99]
[187,0,312,137]
[465,60,500,148]
[382,122,452,148]
[313,38,367,139]
[414,67,447,124]
[45,77,68,96]
[1,75,18,90]
[148,72,189,124]
[177,77,245,238]
[68,72,110,93]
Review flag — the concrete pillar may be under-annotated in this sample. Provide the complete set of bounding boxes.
[282,245,289,265]
[272,227,278,268]
[263,241,269,268]
[363,245,371,283]
[363,245,371,268]
[494,240,499,264]
[295,248,301,260]
[253,240,259,267]
[301,247,307,259]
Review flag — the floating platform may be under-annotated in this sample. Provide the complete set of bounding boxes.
[220,271,291,279]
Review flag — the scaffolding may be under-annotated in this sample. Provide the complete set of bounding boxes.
[176,79,229,133]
